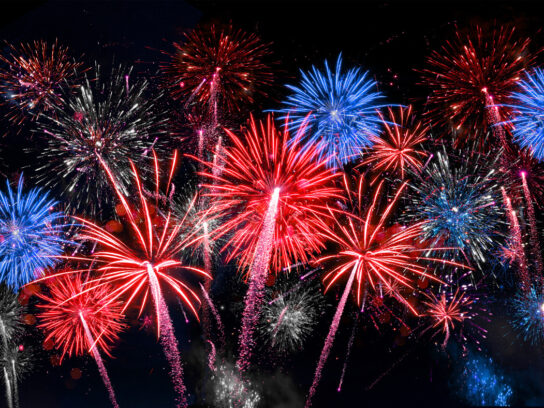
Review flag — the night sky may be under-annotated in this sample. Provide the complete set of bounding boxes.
[1,1,544,407]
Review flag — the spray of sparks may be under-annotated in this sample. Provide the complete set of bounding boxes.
[70,152,210,407]
[421,25,533,147]
[37,273,124,408]
[0,40,83,127]
[162,24,273,114]
[362,105,428,180]
[509,67,544,162]
[510,286,544,345]
[305,173,468,407]
[407,148,503,268]
[35,64,167,217]
[278,54,385,166]
[0,177,70,289]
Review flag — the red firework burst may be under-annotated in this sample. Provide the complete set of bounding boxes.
[421,25,534,147]
[362,105,429,180]
[196,114,342,275]
[36,273,124,361]
[422,288,474,348]
[70,152,210,326]
[317,173,468,313]
[0,40,83,127]
[161,24,274,114]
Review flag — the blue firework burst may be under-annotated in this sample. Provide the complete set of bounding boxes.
[408,149,503,267]
[509,68,544,162]
[511,286,544,345]
[278,54,384,166]
[0,177,69,289]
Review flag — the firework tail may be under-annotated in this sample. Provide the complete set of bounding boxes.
[146,263,188,408]
[199,283,225,349]
[484,90,509,149]
[80,313,120,408]
[236,188,281,373]
[3,366,12,408]
[206,340,216,372]
[337,313,359,392]
[200,222,214,341]
[271,305,289,347]
[305,263,357,408]
[0,319,13,408]
[522,172,543,278]
[501,187,530,290]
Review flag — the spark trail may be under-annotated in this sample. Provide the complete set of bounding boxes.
[146,262,188,408]
[337,315,358,392]
[501,187,529,289]
[522,172,543,276]
[305,264,357,408]
[3,366,12,408]
[236,187,280,373]
[200,283,225,348]
[201,222,213,340]
[80,312,119,408]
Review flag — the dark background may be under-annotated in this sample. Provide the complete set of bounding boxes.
[2,1,544,407]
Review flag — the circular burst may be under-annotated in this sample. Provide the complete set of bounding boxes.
[362,105,429,180]
[35,64,167,217]
[510,285,544,345]
[258,278,324,353]
[421,25,533,147]
[0,40,83,127]
[0,177,70,289]
[0,284,23,344]
[421,279,489,349]
[508,68,544,162]
[278,54,385,166]
[162,24,273,114]
[318,172,467,311]
[36,273,125,361]
[198,114,342,274]
[407,148,503,268]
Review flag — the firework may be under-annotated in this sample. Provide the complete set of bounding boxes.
[0,177,70,289]
[510,286,544,345]
[421,279,489,350]
[278,54,385,166]
[0,285,23,348]
[362,105,428,180]
[421,25,533,147]
[211,363,261,408]
[198,114,342,273]
[35,64,167,217]
[72,152,210,407]
[0,40,83,127]
[162,24,273,115]
[407,148,503,268]
[1,343,31,408]
[258,278,324,354]
[509,68,544,162]
[305,174,467,407]
[521,171,543,276]
[37,273,123,407]
[196,114,340,371]
[455,352,513,406]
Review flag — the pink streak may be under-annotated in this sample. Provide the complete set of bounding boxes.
[271,305,288,347]
[146,263,188,407]
[522,172,543,277]
[80,313,120,408]
[236,188,281,373]
[200,222,214,340]
[207,340,217,372]
[200,282,225,349]
[305,263,357,408]
[337,316,358,392]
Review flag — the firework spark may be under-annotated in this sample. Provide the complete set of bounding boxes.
[35,64,167,217]
[0,40,83,127]
[362,105,428,180]
[162,24,273,114]
[421,25,533,147]
[0,177,70,289]
[278,54,385,166]
[511,286,544,345]
[37,273,124,407]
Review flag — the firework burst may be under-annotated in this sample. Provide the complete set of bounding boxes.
[508,67,544,162]
[0,285,23,346]
[0,40,83,127]
[278,54,385,166]
[421,25,533,147]
[35,64,167,217]
[407,148,504,268]
[510,285,544,345]
[162,24,273,114]
[0,177,70,289]
[362,105,429,180]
